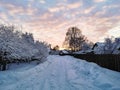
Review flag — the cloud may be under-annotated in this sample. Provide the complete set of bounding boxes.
[103,5,120,9]
[0,0,120,46]
[48,6,64,13]
[0,12,8,20]
[94,0,106,3]
[107,22,120,37]
[67,2,82,9]
[0,2,38,22]
[84,6,96,14]
[49,2,82,13]
[94,9,106,16]
[39,0,46,4]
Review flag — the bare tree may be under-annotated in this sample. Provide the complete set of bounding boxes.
[63,27,87,51]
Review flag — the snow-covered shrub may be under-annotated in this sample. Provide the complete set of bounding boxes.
[112,38,120,54]
[0,24,49,63]
[33,41,49,63]
[81,42,93,51]
[103,38,114,54]
[93,37,120,54]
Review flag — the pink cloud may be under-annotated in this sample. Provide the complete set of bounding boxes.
[49,2,82,13]
[84,6,96,14]
[0,3,37,17]
[20,12,120,46]
[0,0,120,47]
[94,0,106,3]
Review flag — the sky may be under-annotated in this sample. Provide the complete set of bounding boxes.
[0,0,120,47]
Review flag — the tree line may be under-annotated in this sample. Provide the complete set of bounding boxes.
[53,26,120,54]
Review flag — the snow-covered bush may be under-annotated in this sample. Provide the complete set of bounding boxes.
[93,37,120,54]
[103,38,114,54]
[33,41,49,63]
[0,24,49,63]
[81,42,93,51]
[112,38,120,54]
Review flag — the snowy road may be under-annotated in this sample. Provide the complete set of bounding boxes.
[0,55,120,90]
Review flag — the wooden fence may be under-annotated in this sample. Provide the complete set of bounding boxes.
[62,54,120,72]
[71,54,120,72]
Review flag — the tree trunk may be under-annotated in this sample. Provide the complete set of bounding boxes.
[2,61,7,71]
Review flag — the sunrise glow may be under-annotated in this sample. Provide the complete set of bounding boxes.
[0,0,120,47]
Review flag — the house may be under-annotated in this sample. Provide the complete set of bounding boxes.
[92,42,105,54]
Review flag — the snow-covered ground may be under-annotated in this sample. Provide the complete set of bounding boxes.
[0,55,120,90]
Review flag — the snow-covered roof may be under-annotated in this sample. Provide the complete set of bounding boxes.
[95,42,105,46]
